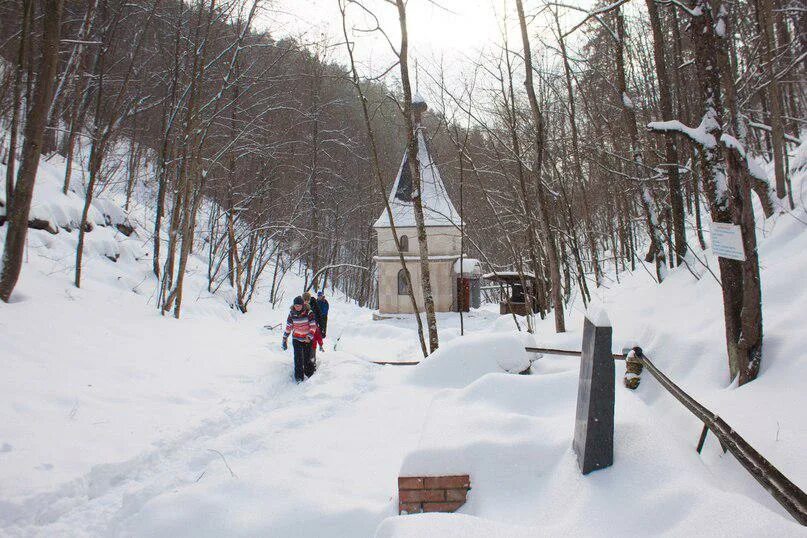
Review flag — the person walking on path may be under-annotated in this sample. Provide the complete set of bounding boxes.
[282,296,317,382]
[303,291,322,328]
[311,324,325,354]
[316,291,329,337]
[303,291,323,363]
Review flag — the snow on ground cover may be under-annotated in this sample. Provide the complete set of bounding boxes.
[1,149,273,503]
[0,140,505,536]
[380,145,807,536]
[376,512,536,538]
[1,135,806,536]
[389,356,802,536]
[0,153,131,235]
[406,331,533,388]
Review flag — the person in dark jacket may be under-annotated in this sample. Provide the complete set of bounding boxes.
[316,291,329,337]
[282,296,317,382]
[302,291,322,366]
[303,291,322,327]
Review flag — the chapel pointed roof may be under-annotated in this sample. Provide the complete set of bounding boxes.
[373,124,461,229]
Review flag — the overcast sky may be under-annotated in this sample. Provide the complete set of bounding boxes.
[264,1,506,84]
[260,1,597,115]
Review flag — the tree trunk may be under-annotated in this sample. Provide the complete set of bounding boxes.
[1,0,64,303]
[396,0,439,352]
[691,0,763,384]
[646,0,687,264]
[5,0,33,206]
[555,12,601,288]
[517,0,564,332]
[754,0,788,203]
[615,6,666,282]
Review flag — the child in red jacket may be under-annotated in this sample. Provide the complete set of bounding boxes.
[311,326,324,353]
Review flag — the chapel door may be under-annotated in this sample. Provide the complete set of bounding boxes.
[457,277,470,312]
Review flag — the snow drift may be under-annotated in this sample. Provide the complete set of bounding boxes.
[406,332,534,388]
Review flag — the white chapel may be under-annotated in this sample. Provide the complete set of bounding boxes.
[373,96,480,314]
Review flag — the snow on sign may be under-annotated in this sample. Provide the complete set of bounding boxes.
[710,222,746,261]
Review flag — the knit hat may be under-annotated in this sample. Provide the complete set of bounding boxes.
[293,296,304,306]
[317,291,324,297]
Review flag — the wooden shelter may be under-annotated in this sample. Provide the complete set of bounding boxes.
[482,271,537,316]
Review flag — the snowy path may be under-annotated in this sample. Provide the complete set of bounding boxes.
[0,304,437,537]
[2,262,804,537]
[3,356,363,534]
[3,304,805,537]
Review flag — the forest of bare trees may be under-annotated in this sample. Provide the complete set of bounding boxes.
[1,0,804,384]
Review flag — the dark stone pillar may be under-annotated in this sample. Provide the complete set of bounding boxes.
[573,314,614,474]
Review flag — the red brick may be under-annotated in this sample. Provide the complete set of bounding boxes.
[398,477,424,490]
[399,502,423,514]
[422,501,464,513]
[445,488,468,502]
[400,489,445,503]
[424,475,470,490]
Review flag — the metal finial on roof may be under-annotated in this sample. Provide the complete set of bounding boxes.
[415,57,419,94]
[412,91,427,124]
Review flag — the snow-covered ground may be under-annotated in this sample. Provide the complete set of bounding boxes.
[1,143,806,536]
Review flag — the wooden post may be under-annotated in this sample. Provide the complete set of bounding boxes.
[624,347,644,390]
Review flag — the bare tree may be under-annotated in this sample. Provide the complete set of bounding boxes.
[395,0,439,352]
[650,0,764,385]
[516,0,565,332]
[339,0,429,357]
[0,0,65,303]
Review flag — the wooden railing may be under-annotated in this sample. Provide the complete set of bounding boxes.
[525,345,807,526]
[370,337,807,524]
[526,346,627,360]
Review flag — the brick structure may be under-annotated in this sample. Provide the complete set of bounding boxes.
[398,475,471,514]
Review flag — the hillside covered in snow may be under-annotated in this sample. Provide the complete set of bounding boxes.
[1,127,806,536]
[2,0,806,534]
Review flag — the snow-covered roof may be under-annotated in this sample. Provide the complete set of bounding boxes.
[482,271,536,280]
[374,254,458,261]
[453,257,482,275]
[373,130,461,229]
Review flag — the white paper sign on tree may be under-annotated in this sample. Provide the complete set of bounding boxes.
[710,222,746,261]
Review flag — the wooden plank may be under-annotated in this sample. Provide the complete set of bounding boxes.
[525,346,627,360]
[638,351,807,526]
[696,423,709,454]
[373,346,624,367]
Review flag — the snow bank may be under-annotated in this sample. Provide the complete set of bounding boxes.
[405,332,532,388]
[585,303,611,327]
[400,371,575,476]
[376,513,535,538]
[390,350,802,536]
[1,154,132,234]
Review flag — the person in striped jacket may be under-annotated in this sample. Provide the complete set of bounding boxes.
[282,296,318,382]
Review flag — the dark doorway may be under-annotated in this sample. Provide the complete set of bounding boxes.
[457,277,470,312]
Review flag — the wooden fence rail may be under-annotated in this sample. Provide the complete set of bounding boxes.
[370,343,807,524]
[633,348,807,526]
[525,345,807,526]
[525,346,627,360]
